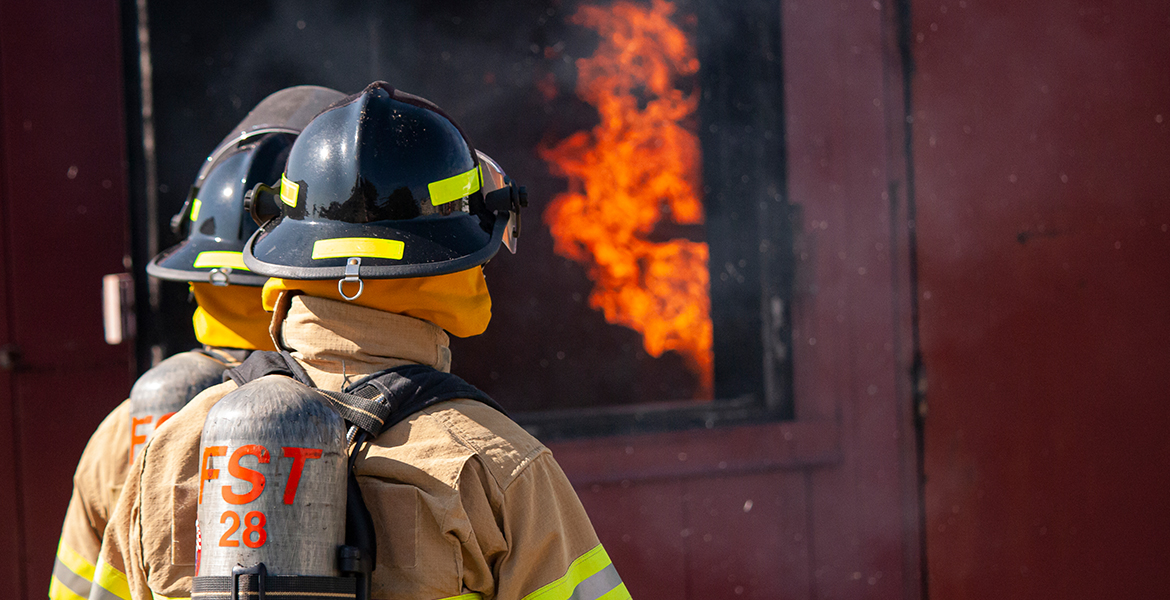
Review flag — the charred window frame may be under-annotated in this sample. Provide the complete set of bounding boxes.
[517,0,793,440]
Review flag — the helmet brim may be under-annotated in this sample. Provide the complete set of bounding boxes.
[242,212,506,280]
[147,237,269,286]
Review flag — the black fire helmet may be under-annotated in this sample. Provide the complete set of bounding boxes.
[147,85,347,286]
[242,81,526,284]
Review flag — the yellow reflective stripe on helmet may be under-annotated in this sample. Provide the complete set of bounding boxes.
[49,576,87,600]
[437,594,484,600]
[311,237,405,260]
[521,544,628,600]
[91,558,132,600]
[429,165,481,206]
[280,174,299,207]
[192,251,250,271]
[190,198,202,221]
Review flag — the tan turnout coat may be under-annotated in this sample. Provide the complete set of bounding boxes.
[51,401,131,600]
[52,349,243,600]
[90,294,629,600]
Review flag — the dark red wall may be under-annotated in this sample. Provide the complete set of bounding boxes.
[550,0,925,597]
[0,2,927,599]
[8,0,1168,598]
[0,0,133,597]
[914,0,1170,597]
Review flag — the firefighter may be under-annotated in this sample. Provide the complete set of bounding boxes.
[49,86,343,600]
[90,82,630,600]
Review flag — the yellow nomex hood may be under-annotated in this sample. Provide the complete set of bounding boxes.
[190,283,277,351]
[261,267,491,338]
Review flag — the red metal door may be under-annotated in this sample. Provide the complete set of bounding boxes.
[0,1,133,597]
[914,0,1170,597]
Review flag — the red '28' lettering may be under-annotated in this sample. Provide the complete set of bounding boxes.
[243,511,267,547]
[218,510,267,548]
[219,511,239,547]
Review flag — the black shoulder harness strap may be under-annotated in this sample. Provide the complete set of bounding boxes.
[324,363,507,441]
[224,350,314,386]
[224,351,505,440]
[197,346,254,367]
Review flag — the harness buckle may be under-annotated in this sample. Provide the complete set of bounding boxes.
[231,562,267,600]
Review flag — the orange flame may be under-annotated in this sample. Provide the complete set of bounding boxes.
[540,0,713,398]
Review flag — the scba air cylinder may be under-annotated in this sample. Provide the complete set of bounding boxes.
[129,352,226,462]
[195,374,347,578]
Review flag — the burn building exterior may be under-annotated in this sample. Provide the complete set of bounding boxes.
[1,0,1168,599]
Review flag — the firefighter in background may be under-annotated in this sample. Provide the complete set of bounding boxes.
[49,86,343,600]
[90,82,629,600]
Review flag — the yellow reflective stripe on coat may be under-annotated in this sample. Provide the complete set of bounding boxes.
[90,558,132,600]
[50,540,94,600]
[596,583,631,600]
[55,540,96,583]
[522,544,630,600]
[429,165,481,206]
[437,594,483,600]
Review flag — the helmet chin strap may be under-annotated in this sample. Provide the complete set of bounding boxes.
[338,258,364,301]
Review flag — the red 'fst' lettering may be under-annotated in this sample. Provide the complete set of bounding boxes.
[130,416,152,463]
[281,447,323,505]
[155,411,177,429]
[200,446,227,504]
[201,444,326,506]
[223,445,270,505]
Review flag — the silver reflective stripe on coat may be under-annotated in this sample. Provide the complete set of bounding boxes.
[89,583,128,600]
[567,564,624,600]
[51,558,91,598]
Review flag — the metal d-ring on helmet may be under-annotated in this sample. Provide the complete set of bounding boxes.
[147,86,346,287]
[241,81,526,299]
